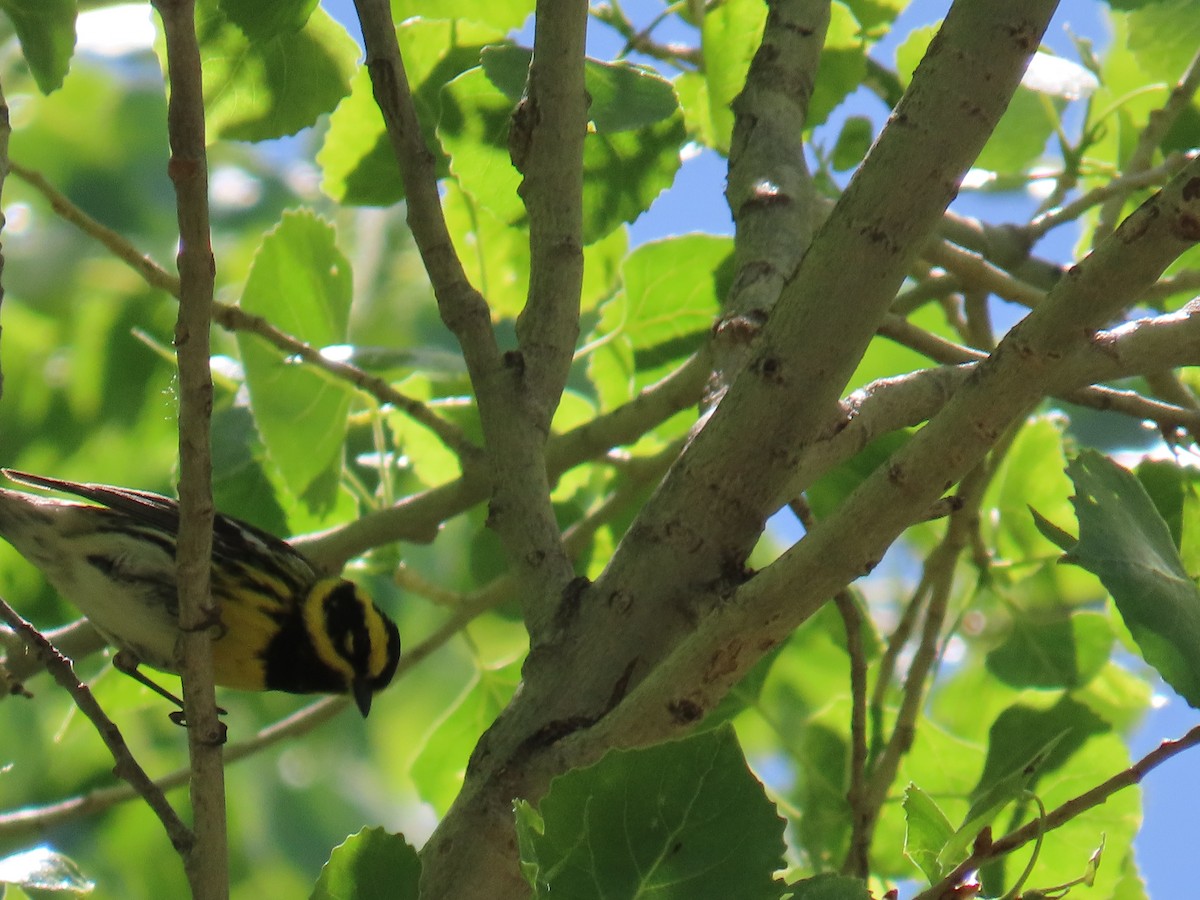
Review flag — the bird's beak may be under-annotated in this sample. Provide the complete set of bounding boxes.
[353,679,374,717]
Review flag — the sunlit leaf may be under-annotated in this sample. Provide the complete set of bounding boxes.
[236,210,354,508]
[218,0,316,41]
[320,20,503,206]
[1062,451,1200,707]
[390,0,532,32]
[903,785,953,884]
[190,1,358,142]
[0,0,75,93]
[311,827,420,900]
[515,725,786,898]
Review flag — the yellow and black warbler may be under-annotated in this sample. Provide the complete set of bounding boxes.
[0,469,400,716]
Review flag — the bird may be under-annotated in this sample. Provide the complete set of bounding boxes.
[0,469,400,717]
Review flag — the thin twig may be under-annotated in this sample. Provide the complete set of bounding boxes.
[861,466,990,837]
[0,598,193,852]
[8,159,478,462]
[591,2,701,69]
[1025,152,1195,242]
[837,586,871,878]
[923,239,1047,309]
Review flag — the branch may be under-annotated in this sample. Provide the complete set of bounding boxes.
[861,467,989,832]
[486,0,591,639]
[350,0,498,372]
[714,0,829,395]
[557,153,1200,773]
[922,239,1047,309]
[151,1,227,896]
[353,0,577,637]
[417,4,1061,894]
[514,0,587,434]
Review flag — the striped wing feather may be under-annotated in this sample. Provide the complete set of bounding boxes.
[2,469,318,607]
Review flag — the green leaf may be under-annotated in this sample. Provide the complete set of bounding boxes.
[586,234,731,409]
[235,210,355,507]
[440,66,525,225]
[580,111,685,243]
[1136,458,1188,548]
[210,400,290,537]
[1030,506,1077,551]
[940,698,1107,870]
[841,0,906,37]
[218,0,317,41]
[0,0,76,93]
[516,725,786,899]
[390,0,533,33]
[1127,0,1200,83]
[675,70,719,148]
[831,115,874,171]
[975,88,1057,177]
[310,827,420,900]
[808,3,866,127]
[452,49,686,243]
[794,723,852,868]
[0,846,93,893]
[903,785,954,884]
[1182,479,1200,579]
[192,1,358,142]
[788,872,872,899]
[482,48,679,133]
[1062,450,1200,707]
[513,800,546,892]
[894,24,937,87]
[441,182,626,321]
[411,661,521,814]
[319,20,502,206]
[986,610,1113,690]
[987,415,1075,563]
[699,0,767,153]
[583,58,680,132]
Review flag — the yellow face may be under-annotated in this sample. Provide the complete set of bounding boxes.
[303,579,401,691]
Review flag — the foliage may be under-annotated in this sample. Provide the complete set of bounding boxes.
[0,0,1197,899]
